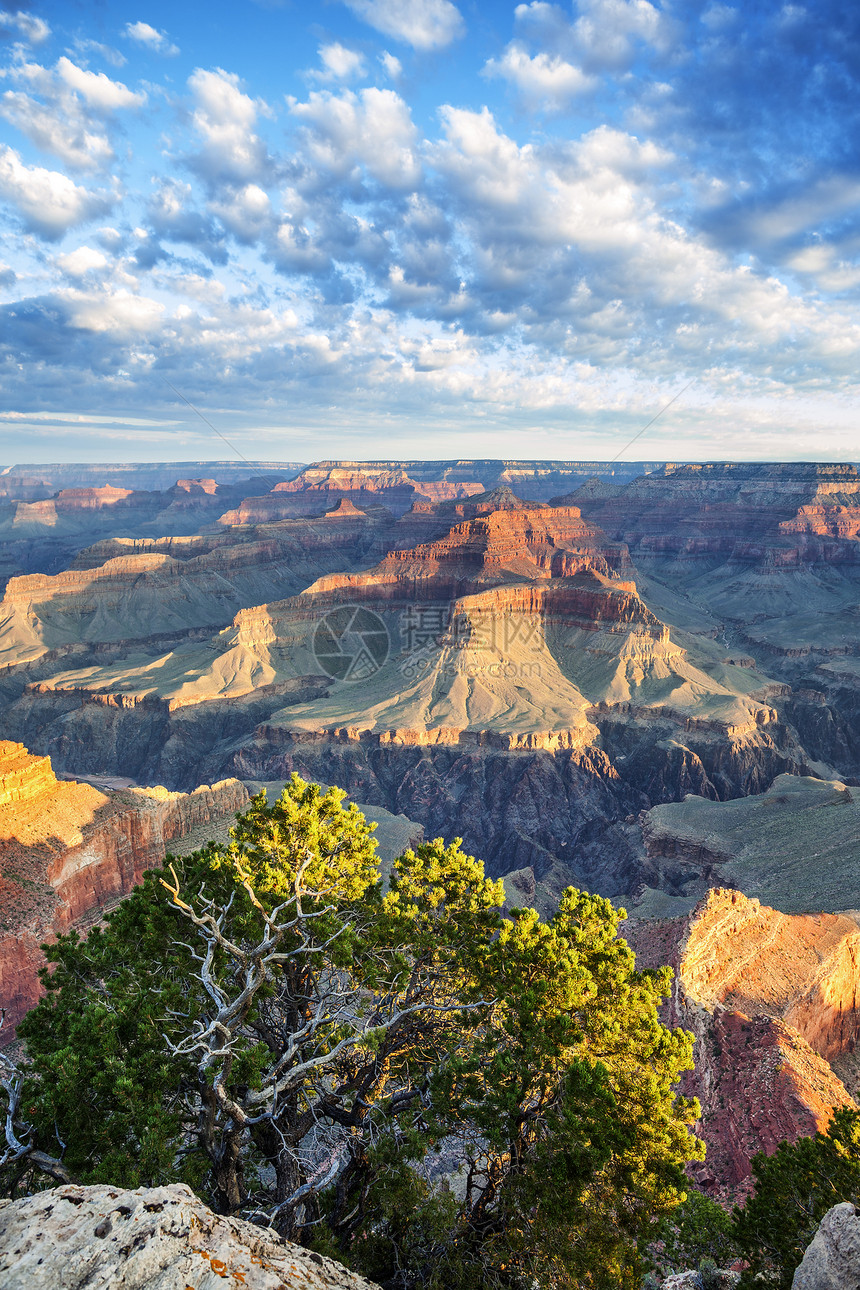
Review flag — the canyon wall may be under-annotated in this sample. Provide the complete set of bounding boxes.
[0,741,248,1037]
[628,889,860,1198]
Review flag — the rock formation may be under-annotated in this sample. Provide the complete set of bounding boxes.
[628,889,860,1198]
[217,465,485,524]
[792,1203,860,1290]
[636,773,860,916]
[0,1183,380,1289]
[0,503,394,673]
[0,481,812,904]
[0,741,249,1037]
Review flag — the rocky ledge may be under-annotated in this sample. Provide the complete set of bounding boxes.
[0,1183,379,1290]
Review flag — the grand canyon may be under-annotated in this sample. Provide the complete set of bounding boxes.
[2,455,860,1215]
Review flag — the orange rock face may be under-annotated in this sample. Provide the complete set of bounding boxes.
[306,501,633,605]
[628,888,860,1197]
[0,743,248,1039]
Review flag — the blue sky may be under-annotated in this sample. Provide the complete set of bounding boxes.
[1,0,860,463]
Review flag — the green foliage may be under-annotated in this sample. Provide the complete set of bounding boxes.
[657,1188,739,1274]
[698,1257,720,1290]
[732,1106,860,1288]
[5,773,704,1289]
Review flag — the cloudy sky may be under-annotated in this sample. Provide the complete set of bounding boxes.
[1,0,859,464]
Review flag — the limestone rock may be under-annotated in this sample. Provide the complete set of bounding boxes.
[0,1182,381,1290]
[792,1202,860,1289]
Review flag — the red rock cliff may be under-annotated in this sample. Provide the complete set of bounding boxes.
[628,888,860,1197]
[0,742,249,1039]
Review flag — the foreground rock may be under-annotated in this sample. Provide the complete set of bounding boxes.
[792,1202,860,1289]
[0,1182,379,1289]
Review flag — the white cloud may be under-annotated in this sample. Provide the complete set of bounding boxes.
[188,67,269,186]
[0,146,113,238]
[72,39,127,70]
[123,21,179,56]
[291,87,420,189]
[483,42,595,109]
[0,9,50,44]
[312,43,367,82]
[55,57,145,111]
[0,57,144,173]
[380,51,402,79]
[210,182,272,242]
[62,286,164,333]
[572,0,673,67]
[0,88,113,170]
[344,0,464,51]
[56,245,109,277]
[512,0,673,72]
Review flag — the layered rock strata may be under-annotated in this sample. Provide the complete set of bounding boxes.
[218,466,485,524]
[0,742,248,1037]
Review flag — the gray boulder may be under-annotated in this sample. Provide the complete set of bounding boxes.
[0,1182,381,1289]
[792,1202,860,1289]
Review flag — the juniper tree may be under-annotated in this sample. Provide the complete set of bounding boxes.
[3,773,703,1288]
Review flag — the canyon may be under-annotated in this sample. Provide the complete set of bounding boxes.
[2,456,860,1199]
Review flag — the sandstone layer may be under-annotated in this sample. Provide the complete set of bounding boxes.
[0,1183,380,1290]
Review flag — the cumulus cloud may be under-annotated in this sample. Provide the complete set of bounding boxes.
[572,0,672,68]
[380,51,402,79]
[55,57,145,111]
[124,21,178,56]
[187,67,270,187]
[210,182,272,242]
[290,87,420,189]
[512,0,673,74]
[0,88,113,170]
[0,56,145,172]
[56,245,110,277]
[0,10,50,45]
[483,42,595,109]
[0,146,113,238]
[344,0,464,51]
[61,285,164,333]
[147,178,229,263]
[311,43,367,82]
